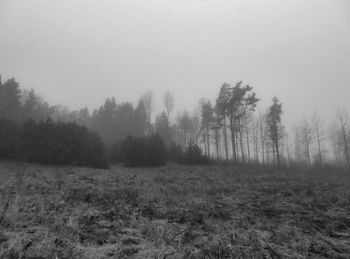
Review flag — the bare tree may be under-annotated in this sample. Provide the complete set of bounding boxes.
[285,132,292,168]
[252,116,260,164]
[226,82,259,162]
[332,110,350,171]
[216,83,231,161]
[176,111,202,150]
[312,112,324,166]
[300,119,314,168]
[245,123,251,163]
[212,108,222,159]
[163,90,175,120]
[259,112,267,166]
[200,100,214,158]
[243,112,253,164]
[294,126,302,164]
[141,90,154,126]
[267,96,283,168]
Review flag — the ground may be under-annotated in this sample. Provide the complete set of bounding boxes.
[0,162,350,258]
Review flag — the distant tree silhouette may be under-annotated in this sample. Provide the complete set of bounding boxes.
[331,110,350,171]
[163,90,175,120]
[91,98,149,147]
[299,119,314,168]
[0,78,22,120]
[115,102,134,139]
[212,106,222,160]
[155,111,171,147]
[183,144,209,165]
[201,100,214,158]
[216,83,230,161]
[141,90,154,133]
[0,117,20,159]
[3,73,350,169]
[133,100,148,137]
[227,82,259,162]
[0,117,108,169]
[175,111,201,150]
[121,134,167,167]
[91,97,118,144]
[313,112,324,166]
[267,96,283,168]
[167,142,183,163]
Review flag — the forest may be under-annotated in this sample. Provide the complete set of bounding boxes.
[0,74,349,170]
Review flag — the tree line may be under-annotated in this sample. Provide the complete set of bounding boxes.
[0,117,108,168]
[1,74,349,170]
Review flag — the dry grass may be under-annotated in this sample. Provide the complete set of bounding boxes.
[0,162,350,258]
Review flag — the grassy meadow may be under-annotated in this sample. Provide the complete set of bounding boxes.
[0,162,350,258]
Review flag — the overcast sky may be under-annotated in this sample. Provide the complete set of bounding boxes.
[0,0,349,127]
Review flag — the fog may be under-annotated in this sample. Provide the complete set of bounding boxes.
[0,0,349,127]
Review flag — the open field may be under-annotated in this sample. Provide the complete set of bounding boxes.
[1,163,350,258]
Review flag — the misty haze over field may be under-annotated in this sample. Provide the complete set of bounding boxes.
[0,0,349,127]
[2,1,350,258]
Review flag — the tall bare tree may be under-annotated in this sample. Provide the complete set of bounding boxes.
[226,81,259,162]
[201,100,214,158]
[163,90,175,120]
[252,116,260,163]
[176,111,201,150]
[141,90,154,126]
[212,107,222,159]
[313,112,324,166]
[267,96,283,168]
[332,110,350,171]
[216,83,231,161]
[259,112,267,166]
[300,119,314,168]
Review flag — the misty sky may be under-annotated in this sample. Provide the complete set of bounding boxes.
[0,0,349,127]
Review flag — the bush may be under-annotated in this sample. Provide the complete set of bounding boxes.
[183,144,210,165]
[167,142,184,163]
[0,117,20,159]
[109,140,124,164]
[121,134,167,167]
[0,117,109,169]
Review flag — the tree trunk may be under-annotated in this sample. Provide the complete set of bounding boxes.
[315,126,322,166]
[206,128,210,159]
[246,128,251,164]
[238,118,245,163]
[266,144,270,165]
[275,141,281,168]
[215,128,220,159]
[272,144,275,165]
[341,123,350,172]
[202,130,207,157]
[223,118,229,161]
[259,116,265,167]
[230,115,237,161]
[306,142,311,169]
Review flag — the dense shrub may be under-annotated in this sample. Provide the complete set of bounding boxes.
[183,144,210,165]
[109,140,124,164]
[167,142,184,163]
[121,134,167,167]
[0,117,109,169]
[0,117,20,159]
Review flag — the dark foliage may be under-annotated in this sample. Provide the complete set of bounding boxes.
[0,117,109,169]
[109,140,124,164]
[167,142,184,163]
[121,135,167,167]
[183,144,210,165]
[0,117,20,159]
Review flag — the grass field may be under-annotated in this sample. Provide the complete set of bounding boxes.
[0,162,350,258]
